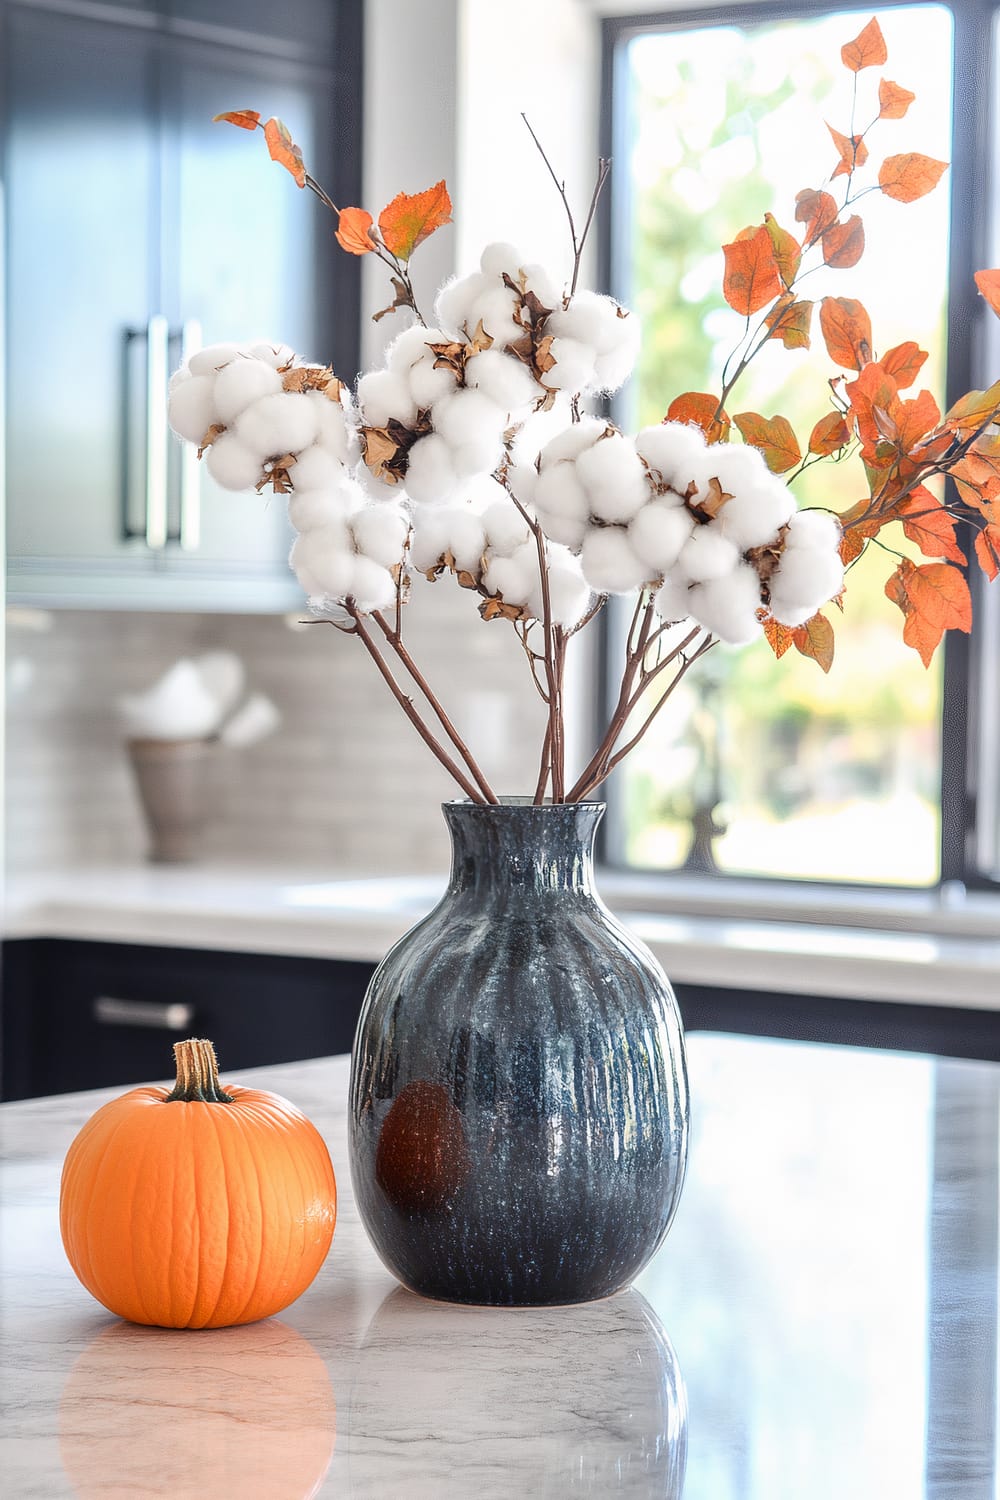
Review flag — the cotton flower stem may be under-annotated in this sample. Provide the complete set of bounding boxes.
[534,723,552,806]
[345,607,489,803]
[520,116,611,297]
[566,595,657,802]
[371,612,499,803]
[510,493,565,801]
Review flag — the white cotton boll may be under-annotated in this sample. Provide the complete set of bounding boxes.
[482,499,531,557]
[290,526,356,602]
[783,509,842,554]
[288,488,356,534]
[540,416,608,466]
[169,365,191,393]
[580,527,651,594]
[463,349,537,415]
[387,325,447,375]
[543,563,593,627]
[592,334,640,395]
[289,444,343,493]
[356,369,418,429]
[629,502,696,573]
[349,556,398,614]
[204,432,263,491]
[483,546,536,607]
[635,422,707,491]
[766,594,820,628]
[408,355,460,411]
[654,575,694,624]
[434,271,490,337]
[213,359,283,424]
[432,389,506,477]
[405,433,460,505]
[522,262,562,311]
[350,505,410,569]
[687,564,763,644]
[469,285,521,345]
[479,242,522,278]
[353,457,401,502]
[769,546,844,610]
[461,473,508,514]
[675,526,741,584]
[534,462,590,523]
[716,482,796,552]
[409,510,452,573]
[575,434,650,523]
[705,441,769,492]
[307,391,356,465]
[538,509,589,551]
[188,342,241,377]
[545,291,621,354]
[168,375,218,444]
[246,341,298,370]
[235,392,320,459]
[447,511,488,572]
[506,457,537,509]
[544,337,597,394]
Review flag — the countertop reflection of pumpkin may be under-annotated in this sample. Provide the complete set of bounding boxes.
[59,1318,335,1500]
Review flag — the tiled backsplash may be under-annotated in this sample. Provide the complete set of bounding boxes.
[5,587,562,877]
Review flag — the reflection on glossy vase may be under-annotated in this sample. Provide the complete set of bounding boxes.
[348,1285,687,1498]
[58,1318,335,1499]
[349,800,690,1305]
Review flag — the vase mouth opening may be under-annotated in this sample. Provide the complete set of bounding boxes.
[443,797,606,814]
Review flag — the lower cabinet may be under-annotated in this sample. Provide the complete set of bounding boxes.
[1,939,376,1101]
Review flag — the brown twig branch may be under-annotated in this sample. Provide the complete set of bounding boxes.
[343,607,488,803]
[520,116,611,297]
[371,611,498,803]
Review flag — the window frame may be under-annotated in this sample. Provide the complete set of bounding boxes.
[597,0,1000,897]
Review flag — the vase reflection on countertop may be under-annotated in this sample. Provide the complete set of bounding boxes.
[347,1284,687,1498]
[58,1318,335,1500]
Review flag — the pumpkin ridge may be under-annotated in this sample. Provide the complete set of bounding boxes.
[227,1104,270,1326]
[199,1092,234,1329]
[128,1101,173,1325]
[71,1105,150,1320]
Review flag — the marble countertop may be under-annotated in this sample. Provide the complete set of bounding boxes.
[3,1033,997,1498]
[6,862,1000,1007]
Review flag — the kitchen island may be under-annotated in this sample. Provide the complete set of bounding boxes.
[2,1033,996,1498]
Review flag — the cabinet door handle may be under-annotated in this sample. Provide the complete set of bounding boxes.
[93,996,195,1031]
[145,314,170,549]
[179,319,203,550]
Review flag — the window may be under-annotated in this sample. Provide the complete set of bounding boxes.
[600,1,999,892]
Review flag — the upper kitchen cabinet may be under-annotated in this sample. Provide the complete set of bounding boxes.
[4,0,362,611]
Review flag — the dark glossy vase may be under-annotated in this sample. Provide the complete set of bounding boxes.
[348,799,689,1306]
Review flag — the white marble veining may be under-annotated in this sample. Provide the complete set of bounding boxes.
[2,1035,997,1498]
[6,863,1000,1006]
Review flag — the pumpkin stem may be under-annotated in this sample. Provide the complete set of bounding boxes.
[164,1038,236,1104]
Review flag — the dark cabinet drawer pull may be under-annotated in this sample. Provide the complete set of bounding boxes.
[93,997,195,1031]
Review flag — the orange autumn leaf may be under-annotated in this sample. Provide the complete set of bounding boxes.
[263,116,306,188]
[884,558,972,667]
[794,188,839,246]
[213,109,261,131]
[975,523,1000,580]
[733,412,802,473]
[763,616,796,659]
[336,206,375,255]
[899,486,967,565]
[822,214,866,269]
[878,152,949,203]
[881,341,928,389]
[974,269,1000,319]
[846,361,902,460]
[809,410,851,456]
[378,181,452,262]
[721,226,782,315]
[943,377,1000,432]
[827,124,869,179]
[878,80,916,119]
[793,611,835,673]
[819,297,872,370]
[666,392,730,443]
[895,389,941,454]
[841,16,888,71]
[765,295,813,350]
[838,499,883,564]
[763,213,801,285]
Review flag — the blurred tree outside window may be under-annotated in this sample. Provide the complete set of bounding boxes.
[603,4,998,889]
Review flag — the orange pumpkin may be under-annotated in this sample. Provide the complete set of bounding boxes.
[59,1037,336,1328]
